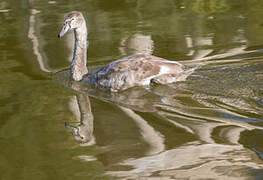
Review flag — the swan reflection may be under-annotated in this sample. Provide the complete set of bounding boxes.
[66,93,95,146]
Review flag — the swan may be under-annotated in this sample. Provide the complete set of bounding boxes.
[58,11,195,92]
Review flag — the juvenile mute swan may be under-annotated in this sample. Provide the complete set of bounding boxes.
[58,11,195,92]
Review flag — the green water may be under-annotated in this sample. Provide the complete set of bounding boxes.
[1,0,263,179]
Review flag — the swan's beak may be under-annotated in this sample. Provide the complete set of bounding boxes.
[65,123,85,142]
[58,23,70,38]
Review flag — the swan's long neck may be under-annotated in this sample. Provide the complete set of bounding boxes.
[71,22,88,81]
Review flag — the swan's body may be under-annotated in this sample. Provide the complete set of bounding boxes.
[58,11,194,92]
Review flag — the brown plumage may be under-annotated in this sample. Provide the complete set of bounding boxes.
[58,11,195,92]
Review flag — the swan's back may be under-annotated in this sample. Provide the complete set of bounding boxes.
[83,54,187,91]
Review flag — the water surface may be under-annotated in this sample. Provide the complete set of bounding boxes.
[1,0,263,179]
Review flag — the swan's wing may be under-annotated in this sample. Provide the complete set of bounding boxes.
[95,54,185,91]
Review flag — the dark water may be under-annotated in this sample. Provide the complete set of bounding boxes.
[1,0,263,179]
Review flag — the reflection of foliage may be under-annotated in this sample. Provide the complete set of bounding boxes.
[0,1,11,39]
[192,0,230,14]
[0,1,9,9]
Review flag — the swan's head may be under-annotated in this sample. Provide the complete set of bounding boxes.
[65,123,95,145]
[58,11,85,38]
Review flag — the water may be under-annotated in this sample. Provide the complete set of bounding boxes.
[1,0,263,179]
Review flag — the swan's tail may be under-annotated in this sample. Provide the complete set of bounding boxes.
[176,65,199,81]
[150,66,198,85]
